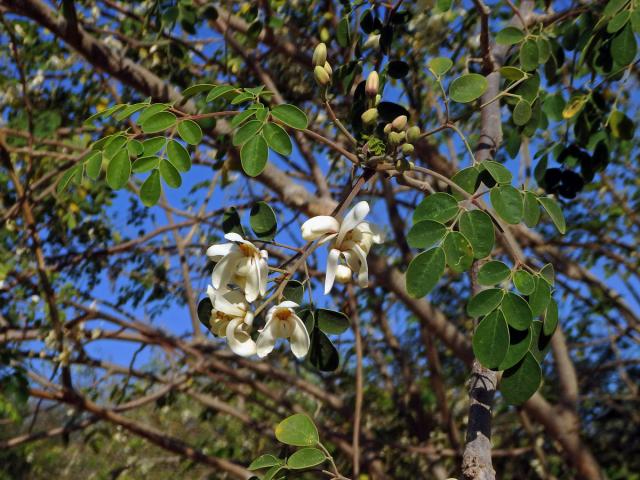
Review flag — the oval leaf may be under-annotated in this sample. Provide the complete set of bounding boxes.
[166,139,191,172]
[106,149,131,189]
[141,111,177,134]
[406,247,446,298]
[459,210,495,259]
[500,292,533,330]
[407,220,447,249]
[177,120,203,145]
[443,231,474,273]
[271,104,308,130]
[449,74,488,103]
[241,135,269,177]
[275,414,319,447]
[413,192,459,224]
[263,122,292,156]
[159,159,182,188]
[477,261,511,286]
[467,288,504,318]
[140,169,161,206]
[287,448,326,470]
[537,196,566,234]
[250,201,277,240]
[500,353,542,405]
[316,309,350,335]
[473,310,510,369]
[490,185,523,224]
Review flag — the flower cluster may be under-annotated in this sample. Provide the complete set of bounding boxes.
[203,202,383,359]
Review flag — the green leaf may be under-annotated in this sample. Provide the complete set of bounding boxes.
[513,100,532,126]
[222,208,245,236]
[127,139,144,156]
[263,465,285,480]
[407,220,447,249]
[428,57,453,76]
[287,448,326,470]
[275,414,318,447]
[56,164,82,194]
[540,264,555,286]
[231,109,257,128]
[166,140,191,172]
[537,196,566,234]
[499,66,526,81]
[436,0,452,11]
[500,292,532,330]
[205,85,237,102]
[138,104,169,124]
[309,329,339,371]
[522,191,541,227]
[233,120,263,146]
[231,92,254,105]
[482,161,513,184]
[337,15,351,47]
[451,166,480,201]
[449,73,488,103]
[141,111,177,133]
[316,309,349,335]
[477,261,510,286]
[500,353,541,404]
[142,137,166,156]
[536,38,551,64]
[604,0,628,16]
[106,149,131,189]
[459,210,495,259]
[443,231,473,273]
[177,120,203,145]
[249,454,283,471]
[263,122,292,156]
[543,298,558,336]
[140,170,161,207]
[467,289,504,318]
[159,159,182,188]
[496,26,525,45]
[240,135,269,177]
[115,102,147,121]
[490,185,523,224]
[250,201,277,240]
[611,23,637,65]
[499,325,532,370]
[197,297,213,329]
[473,310,510,369]
[519,40,539,71]
[513,270,535,295]
[271,104,308,129]
[103,135,127,158]
[413,192,459,223]
[529,277,551,317]
[181,83,215,99]
[132,156,160,173]
[530,320,552,363]
[406,247,446,298]
[283,280,305,304]
[84,151,102,180]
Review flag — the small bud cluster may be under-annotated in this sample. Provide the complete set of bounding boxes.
[312,43,333,88]
[361,70,381,125]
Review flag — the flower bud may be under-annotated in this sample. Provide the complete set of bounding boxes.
[365,71,379,97]
[375,94,381,106]
[361,108,379,125]
[406,125,421,143]
[363,34,380,49]
[383,123,392,134]
[313,42,327,67]
[335,265,352,284]
[392,115,407,130]
[314,65,330,86]
[388,131,403,145]
[323,61,333,76]
[401,143,415,155]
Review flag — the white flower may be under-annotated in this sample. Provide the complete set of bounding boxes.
[206,286,257,357]
[206,233,269,302]
[301,201,384,294]
[256,301,310,359]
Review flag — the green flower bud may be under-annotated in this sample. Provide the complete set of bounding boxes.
[365,71,379,97]
[383,123,392,134]
[375,94,381,106]
[313,43,327,67]
[363,34,381,49]
[392,115,408,130]
[401,143,415,155]
[388,131,402,145]
[314,65,330,86]
[323,61,333,76]
[361,108,379,125]
[406,125,421,143]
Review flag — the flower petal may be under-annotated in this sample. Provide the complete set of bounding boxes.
[278,300,299,310]
[301,216,340,241]
[324,248,341,294]
[258,257,269,298]
[256,320,277,358]
[224,232,245,243]
[213,290,246,317]
[243,258,260,302]
[206,242,235,260]
[352,243,369,288]
[211,252,242,289]
[337,201,370,245]
[289,314,311,358]
[226,318,257,357]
